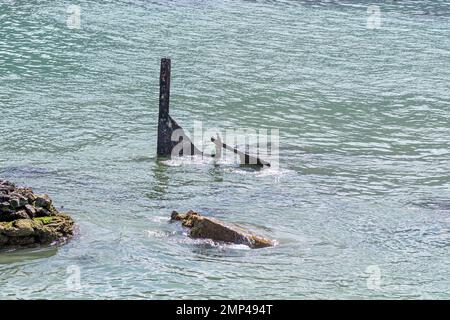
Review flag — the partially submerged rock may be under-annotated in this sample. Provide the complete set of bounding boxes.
[171,210,275,249]
[0,179,75,249]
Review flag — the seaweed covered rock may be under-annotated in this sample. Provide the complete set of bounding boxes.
[0,179,75,248]
[171,210,275,249]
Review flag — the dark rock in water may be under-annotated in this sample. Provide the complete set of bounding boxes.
[35,207,52,217]
[0,185,15,193]
[24,204,36,217]
[171,210,275,249]
[0,194,11,202]
[0,201,10,212]
[10,209,30,220]
[10,195,27,209]
[35,195,52,209]
[0,179,75,249]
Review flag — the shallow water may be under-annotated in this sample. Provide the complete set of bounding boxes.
[0,0,449,299]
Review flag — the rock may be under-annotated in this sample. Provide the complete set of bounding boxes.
[0,210,14,222]
[171,210,275,249]
[26,193,37,204]
[9,193,28,206]
[0,202,10,212]
[0,234,9,245]
[0,194,12,202]
[0,179,75,249]
[19,195,28,206]
[0,209,30,221]
[33,214,75,244]
[24,204,36,217]
[4,219,36,237]
[7,236,36,246]
[35,195,52,209]
[35,207,52,217]
[10,210,30,220]
[0,185,14,193]
[9,198,19,208]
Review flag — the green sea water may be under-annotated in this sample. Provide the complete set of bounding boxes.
[0,0,449,299]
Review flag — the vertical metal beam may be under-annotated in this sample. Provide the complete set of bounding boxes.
[157,58,171,156]
[156,58,203,158]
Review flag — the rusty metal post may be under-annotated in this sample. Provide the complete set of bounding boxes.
[157,58,171,156]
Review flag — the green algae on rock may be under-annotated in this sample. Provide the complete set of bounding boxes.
[171,210,275,249]
[0,179,75,248]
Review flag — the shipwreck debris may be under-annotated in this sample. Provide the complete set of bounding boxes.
[157,58,202,157]
[211,136,270,167]
[155,58,271,167]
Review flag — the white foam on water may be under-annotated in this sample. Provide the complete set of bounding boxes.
[160,155,294,179]
[223,166,295,178]
[224,243,251,250]
[161,155,213,167]
[150,216,169,223]
[145,230,172,239]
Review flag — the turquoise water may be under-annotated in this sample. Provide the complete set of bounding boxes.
[0,0,449,299]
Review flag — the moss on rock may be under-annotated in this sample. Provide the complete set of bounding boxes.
[0,179,75,249]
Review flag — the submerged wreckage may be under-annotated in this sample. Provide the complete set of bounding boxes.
[156,58,271,167]
[158,59,275,248]
[1,59,274,251]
